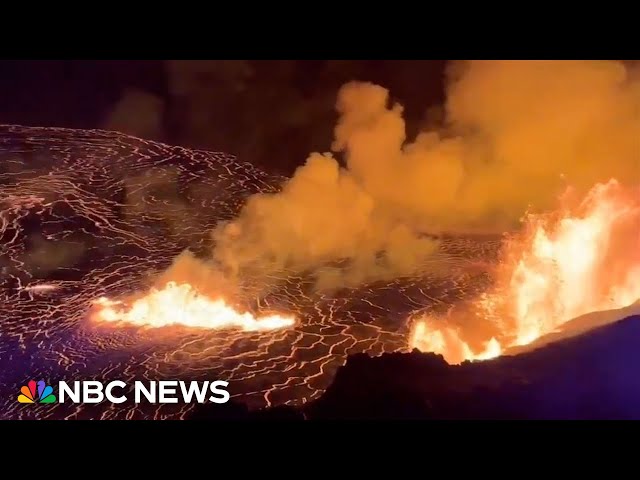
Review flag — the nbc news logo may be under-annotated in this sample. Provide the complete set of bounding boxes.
[17,379,230,404]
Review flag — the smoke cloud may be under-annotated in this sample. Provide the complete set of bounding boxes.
[103,88,164,141]
[202,60,640,290]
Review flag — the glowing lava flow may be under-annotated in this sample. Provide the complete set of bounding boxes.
[411,323,502,364]
[411,179,640,364]
[92,281,296,331]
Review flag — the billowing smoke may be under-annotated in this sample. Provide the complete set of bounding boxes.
[205,60,640,290]
[212,150,441,290]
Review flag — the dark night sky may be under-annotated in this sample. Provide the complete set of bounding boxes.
[0,61,167,127]
[0,60,447,174]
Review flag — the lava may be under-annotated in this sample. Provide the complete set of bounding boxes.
[412,179,640,364]
[92,281,296,331]
[410,322,502,364]
[23,284,59,292]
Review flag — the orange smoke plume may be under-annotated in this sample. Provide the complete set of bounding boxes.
[129,61,640,336]
[210,61,640,290]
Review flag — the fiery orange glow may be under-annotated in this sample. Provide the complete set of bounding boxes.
[410,322,502,365]
[412,179,640,363]
[92,281,296,331]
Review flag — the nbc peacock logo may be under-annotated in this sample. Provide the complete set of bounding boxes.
[18,380,57,404]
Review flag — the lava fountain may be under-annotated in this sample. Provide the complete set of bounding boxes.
[411,179,640,364]
[92,281,296,331]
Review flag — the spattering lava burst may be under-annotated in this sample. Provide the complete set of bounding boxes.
[92,282,296,331]
[411,323,502,362]
[411,179,640,364]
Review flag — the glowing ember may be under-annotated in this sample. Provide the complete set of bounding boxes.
[24,284,59,292]
[412,179,640,363]
[410,322,502,365]
[92,281,296,331]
